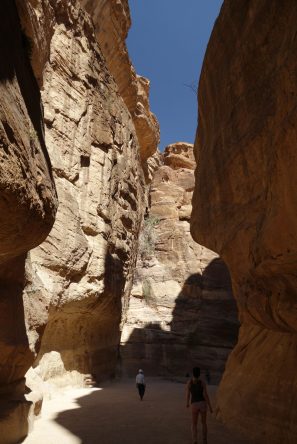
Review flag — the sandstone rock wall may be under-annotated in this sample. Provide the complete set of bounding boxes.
[121,143,238,383]
[14,0,159,391]
[0,1,57,442]
[81,0,160,166]
[191,1,297,442]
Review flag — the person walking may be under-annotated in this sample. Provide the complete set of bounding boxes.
[186,367,213,444]
[136,369,146,401]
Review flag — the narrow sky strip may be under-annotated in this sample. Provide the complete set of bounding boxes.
[127,0,223,150]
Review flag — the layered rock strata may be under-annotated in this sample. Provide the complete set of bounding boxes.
[81,0,160,166]
[15,0,159,392]
[0,1,57,442]
[121,143,238,383]
[191,1,297,443]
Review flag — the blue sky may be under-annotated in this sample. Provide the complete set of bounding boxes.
[127,0,223,151]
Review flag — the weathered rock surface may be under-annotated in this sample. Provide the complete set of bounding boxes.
[81,0,160,165]
[121,143,238,382]
[14,0,158,396]
[1,0,159,441]
[0,2,57,442]
[191,2,297,442]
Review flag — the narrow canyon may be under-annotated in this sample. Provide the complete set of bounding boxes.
[0,1,296,444]
[121,142,238,383]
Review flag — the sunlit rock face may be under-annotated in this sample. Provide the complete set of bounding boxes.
[121,143,238,382]
[191,1,297,442]
[81,0,160,166]
[15,0,156,390]
[0,1,57,441]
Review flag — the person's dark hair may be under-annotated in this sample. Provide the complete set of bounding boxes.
[192,367,200,378]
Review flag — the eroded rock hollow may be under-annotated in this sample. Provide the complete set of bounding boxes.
[191,1,297,443]
[121,143,238,382]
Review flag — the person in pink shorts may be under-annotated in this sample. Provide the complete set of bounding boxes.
[186,367,213,444]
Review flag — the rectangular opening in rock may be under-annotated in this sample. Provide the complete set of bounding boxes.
[80,155,90,167]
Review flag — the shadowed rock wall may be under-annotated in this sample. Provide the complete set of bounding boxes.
[121,143,238,382]
[0,1,57,441]
[191,1,297,443]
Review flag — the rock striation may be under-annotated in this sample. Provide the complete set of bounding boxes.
[81,0,160,166]
[13,0,159,397]
[191,1,297,443]
[0,0,163,441]
[121,143,238,382]
[0,1,57,442]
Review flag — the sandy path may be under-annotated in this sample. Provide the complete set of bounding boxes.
[24,379,251,444]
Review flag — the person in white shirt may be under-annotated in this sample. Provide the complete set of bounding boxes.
[136,369,146,400]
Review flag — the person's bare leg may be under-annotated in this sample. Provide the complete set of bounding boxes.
[201,411,208,444]
[191,407,199,443]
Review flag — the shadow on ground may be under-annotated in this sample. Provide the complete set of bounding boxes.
[48,380,253,444]
[29,258,244,444]
[53,381,192,444]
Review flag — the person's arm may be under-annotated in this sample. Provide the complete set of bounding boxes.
[186,381,191,408]
[202,381,213,413]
